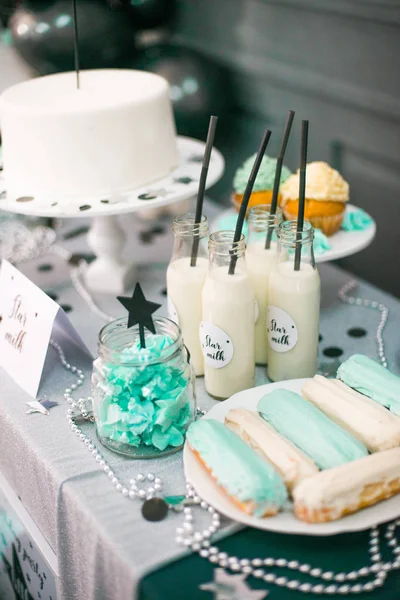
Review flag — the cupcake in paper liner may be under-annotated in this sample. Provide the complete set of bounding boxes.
[280,162,349,236]
[232,154,291,213]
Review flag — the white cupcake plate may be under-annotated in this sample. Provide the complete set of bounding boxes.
[183,379,400,536]
[211,205,376,263]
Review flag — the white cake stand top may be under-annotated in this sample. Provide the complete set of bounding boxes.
[0,136,224,219]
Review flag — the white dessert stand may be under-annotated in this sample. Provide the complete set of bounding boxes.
[212,205,376,263]
[0,136,224,293]
[184,378,400,536]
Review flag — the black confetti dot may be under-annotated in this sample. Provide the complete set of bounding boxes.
[16,196,34,202]
[323,347,344,358]
[68,252,96,266]
[138,192,156,200]
[45,292,58,301]
[319,334,323,342]
[51,202,58,207]
[79,204,91,211]
[63,226,90,240]
[142,498,169,522]
[140,231,153,244]
[347,327,367,338]
[38,263,53,272]
[151,225,165,235]
[100,199,109,204]
[174,176,194,184]
[161,288,167,296]
[61,304,72,313]
[188,155,203,163]
[0,165,3,171]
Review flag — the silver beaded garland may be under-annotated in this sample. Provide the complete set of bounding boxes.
[50,340,169,507]
[52,328,400,597]
[338,280,389,368]
[177,484,400,596]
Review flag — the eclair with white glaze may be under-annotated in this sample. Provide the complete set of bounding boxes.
[293,447,400,523]
[302,376,400,452]
[225,408,318,490]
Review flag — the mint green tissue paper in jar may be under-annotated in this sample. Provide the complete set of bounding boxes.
[92,317,196,458]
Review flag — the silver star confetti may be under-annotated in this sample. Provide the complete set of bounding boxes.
[200,569,268,600]
[26,397,58,415]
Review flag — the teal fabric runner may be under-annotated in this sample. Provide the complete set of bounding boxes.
[140,526,400,599]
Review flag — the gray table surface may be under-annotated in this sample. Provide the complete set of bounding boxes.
[0,200,399,600]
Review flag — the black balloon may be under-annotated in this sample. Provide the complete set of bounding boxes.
[10,0,136,75]
[0,1,18,27]
[120,0,174,30]
[134,44,231,138]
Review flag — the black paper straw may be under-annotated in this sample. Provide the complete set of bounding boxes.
[265,110,295,249]
[190,115,218,267]
[294,120,309,271]
[73,0,80,89]
[228,129,272,275]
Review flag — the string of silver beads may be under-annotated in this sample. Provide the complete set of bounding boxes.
[51,340,165,503]
[338,280,389,368]
[176,484,400,595]
[52,341,400,596]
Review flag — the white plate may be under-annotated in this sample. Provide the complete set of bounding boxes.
[183,379,400,536]
[211,205,376,263]
[0,136,224,218]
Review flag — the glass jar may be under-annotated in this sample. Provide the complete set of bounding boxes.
[246,205,283,366]
[92,316,196,458]
[201,231,255,399]
[167,213,208,377]
[267,220,321,382]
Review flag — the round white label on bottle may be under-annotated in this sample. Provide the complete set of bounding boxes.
[254,301,259,324]
[199,322,234,369]
[168,297,179,326]
[267,306,298,353]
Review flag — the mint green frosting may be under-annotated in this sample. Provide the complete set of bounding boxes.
[96,334,193,451]
[337,354,400,416]
[233,154,292,194]
[313,228,332,256]
[258,390,368,470]
[341,208,373,232]
[187,419,287,516]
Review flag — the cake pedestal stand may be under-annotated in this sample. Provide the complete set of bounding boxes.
[85,216,137,294]
[0,137,225,294]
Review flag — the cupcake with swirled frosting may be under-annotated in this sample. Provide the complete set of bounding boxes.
[280,161,349,236]
[232,154,291,213]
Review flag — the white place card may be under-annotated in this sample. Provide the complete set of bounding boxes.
[0,259,92,397]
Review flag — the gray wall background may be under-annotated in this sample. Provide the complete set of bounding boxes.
[173,0,400,298]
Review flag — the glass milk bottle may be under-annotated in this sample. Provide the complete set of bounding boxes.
[167,214,209,376]
[246,205,283,366]
[267,221,320,381]
[201,231,255,399]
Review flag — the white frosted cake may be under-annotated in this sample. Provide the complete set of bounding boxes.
[0,69,179,200]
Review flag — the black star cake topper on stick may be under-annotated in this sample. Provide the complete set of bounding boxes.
[117,283,161,348]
